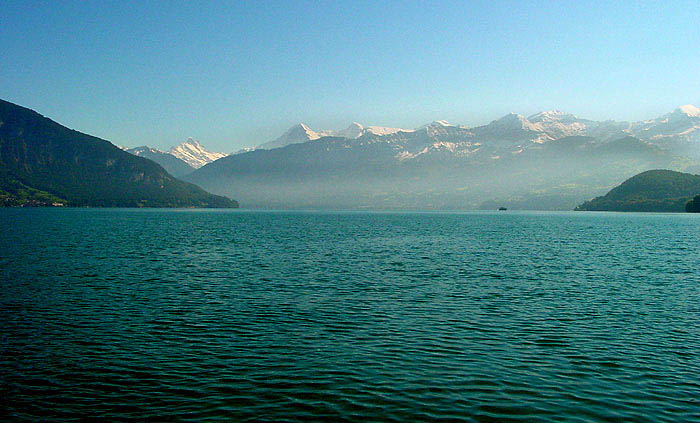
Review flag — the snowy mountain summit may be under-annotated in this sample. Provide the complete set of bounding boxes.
[256,122,411,150]
[232,104,700,161]
[257,124,330,150]
[168,138,227,168]
[677,104,700,117]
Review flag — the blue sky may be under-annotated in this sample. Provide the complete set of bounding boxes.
[2,0,699,152]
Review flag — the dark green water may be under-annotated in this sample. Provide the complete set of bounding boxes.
[1,209,699,422]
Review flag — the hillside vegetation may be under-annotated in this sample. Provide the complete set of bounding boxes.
[0,99,238,207]
[575,170,700,212]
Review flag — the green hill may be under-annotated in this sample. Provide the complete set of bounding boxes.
[0,99,238,207]
[575,169,700,212]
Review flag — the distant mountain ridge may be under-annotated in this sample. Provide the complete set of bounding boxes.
[255,122,411,151]
[185,104,700,210]
[124,104,700,168]
[126,146,195,177]
[241,104,700,156]
[0,99,238,208]
[123,139,226,176]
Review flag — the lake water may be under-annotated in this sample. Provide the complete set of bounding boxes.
[1,209,699,422]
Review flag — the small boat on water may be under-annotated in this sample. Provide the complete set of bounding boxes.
[498,207,507,211]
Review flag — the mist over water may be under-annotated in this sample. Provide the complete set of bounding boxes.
[1,209,699,422]
[187,127,700,211]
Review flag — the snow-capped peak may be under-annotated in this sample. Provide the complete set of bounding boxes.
[676,104,700,117]
[257,123,330,150]
[490,113,529,128]
[129,146,163,155]
[289,123,326,139]
[257,122,414,150]
[167,138,227,168]
[418,120,453,130]
[333,122,365,139]
[528,110,576,123]
[364,125,412,136]
[329,122,411,138]
[297,123,312,132]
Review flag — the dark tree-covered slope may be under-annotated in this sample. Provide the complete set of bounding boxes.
[575,170,700,212]
[0,99,237,207]
[685,195,700,212]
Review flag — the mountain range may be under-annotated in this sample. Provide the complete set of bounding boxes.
[128,104,700,163]
[255,122,411,151]
[182,105,700,210]
[6,96,700,210]
[245,105,700,154]
[0,99,238,208]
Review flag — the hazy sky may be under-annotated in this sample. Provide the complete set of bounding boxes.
[2,0,699,152]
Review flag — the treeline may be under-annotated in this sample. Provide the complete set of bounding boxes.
[576,169,700,212]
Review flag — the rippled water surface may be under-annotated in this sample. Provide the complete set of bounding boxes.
[1,209,699,422]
